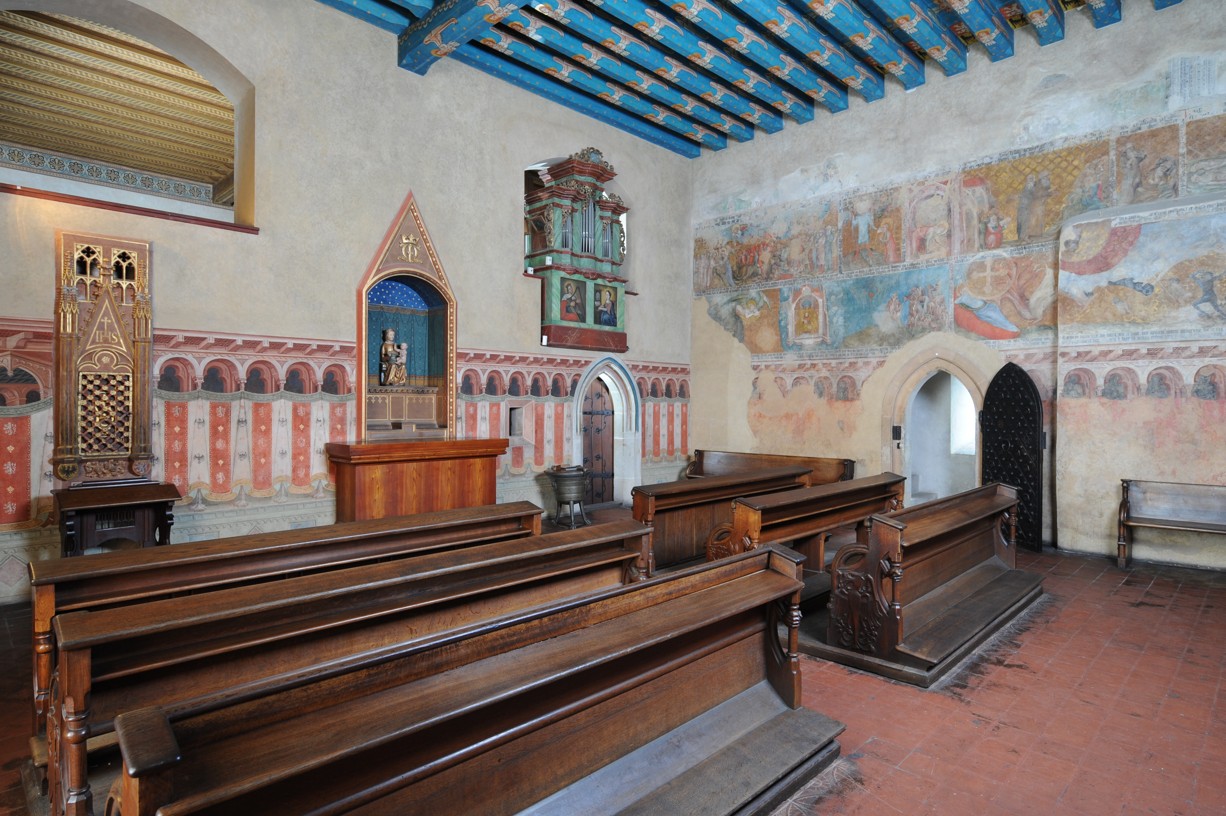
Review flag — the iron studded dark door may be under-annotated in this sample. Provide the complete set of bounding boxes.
[980,362,1044,552]
[582,378,614,505]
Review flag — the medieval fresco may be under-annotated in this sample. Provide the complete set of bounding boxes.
[1058,211,1226,337]
[841,187,905,271]
[959,139,1110,252]
[693,198,838,293]
[830,266,950,351]
[906,178,953,263]
[1186,113,1226,196]
[953,246,1057,343]
[1115,125,1179,205]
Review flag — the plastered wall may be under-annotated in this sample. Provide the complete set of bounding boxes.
[690,4,1226,567]
[0,0,695,603]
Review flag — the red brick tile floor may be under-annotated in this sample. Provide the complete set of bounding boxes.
[0,545,1222,815]
[773,549,1226,816]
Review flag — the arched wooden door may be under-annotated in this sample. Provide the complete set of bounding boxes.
[581,378,614,505]
[980,362,1044,552]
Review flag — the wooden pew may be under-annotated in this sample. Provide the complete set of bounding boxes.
[706,473,905,599]
[105,545,844,816]
[46,520,647,816]
[28,501,541,735]
[814,484,1043,687]
[686,449,855,485]
[632,466,812,573]
[1117,479,1226,568]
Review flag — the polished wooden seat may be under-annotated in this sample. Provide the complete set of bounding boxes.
[105,546,843,816]
[28,501,541,736]
[632,466,812,573]
[811,484,1043,687]
[706,472,905,601]
[686,449,855,485]
[46,521,647,816]
[1117,479,1226,568]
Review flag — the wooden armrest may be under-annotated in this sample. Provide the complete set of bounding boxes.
[115,708,181,777]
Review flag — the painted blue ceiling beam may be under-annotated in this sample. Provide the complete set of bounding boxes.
[940,0,1012,61]
[1012,0,1064,46]
[385,0,435,19]
[668,0,847,114]
[860,0,966,75]
[477,28,728,148]
[1086,0,1122,28]
[502,10,755,140]
[398,0,534,74]
[790,0,924,90]
[587,0,815,123]
[737,0,884,101]
[316,0,411,34]
[530,0,784,132]
[452,45,703,156]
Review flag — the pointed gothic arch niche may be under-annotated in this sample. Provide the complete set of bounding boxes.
[355,192,456,439]
[572,358,641,504]
[880,347,994,506]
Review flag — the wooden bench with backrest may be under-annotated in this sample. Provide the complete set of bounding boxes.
[45,520,649,816]
[822,483,1043,687]
[103,545,844,816]
[686,449,855,485]
[632,466,812,573]
[1117,479,1226,568]
[28,501,542,736]
[706,473,906,601]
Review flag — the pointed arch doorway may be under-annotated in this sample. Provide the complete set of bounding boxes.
[573,359,640,507]
[884,351,991,507]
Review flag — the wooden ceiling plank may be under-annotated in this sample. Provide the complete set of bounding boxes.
[578,0,813,123]
[0,69,234,147]
[398,0,534,74]
[789,0,924,89]
[315,0,414,33]
[668,0,847,113]
[0,37,232,115]
[501,9,754,140]
[0,121,228,184]
[736,0,886,100]
[529,0,783,133]
[859,0,967,74]
[451,44,703,156]
[935,0,1013,61]
[0,101,232,180]
[0,14,226,101]
[476,26,727,148]
[0,45,232,133]
[1085,0,1122,28]
[1012,0,1064,46]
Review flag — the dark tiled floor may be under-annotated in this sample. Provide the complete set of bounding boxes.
[1,543,1223,815]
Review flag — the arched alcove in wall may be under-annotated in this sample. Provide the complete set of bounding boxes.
[354,191,456,440]
[878,343,996,506]
[0,0,256,223]
[571,357,641,505]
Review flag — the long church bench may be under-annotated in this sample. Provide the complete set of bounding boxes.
[632,466,812,573]
[45,520,648,816]
[28,500,542,735]
[1117,479,1226,568]
[685,449,855,485]
[818,483,1043,687]
[706,472,905,600]
[104,545,844,816]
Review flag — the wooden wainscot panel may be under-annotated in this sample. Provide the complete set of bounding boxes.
[326,438,509,522]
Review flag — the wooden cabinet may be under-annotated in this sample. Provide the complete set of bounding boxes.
[326,438,508,522]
